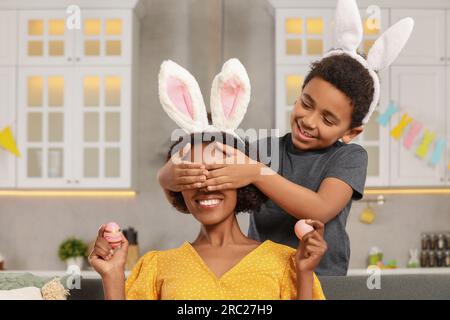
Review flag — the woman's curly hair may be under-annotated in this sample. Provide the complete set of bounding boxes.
[166,132,267,215]
[302,52,375,128]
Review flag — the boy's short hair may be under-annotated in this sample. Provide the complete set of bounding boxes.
[166,132,267,215]
[302,53,375,128]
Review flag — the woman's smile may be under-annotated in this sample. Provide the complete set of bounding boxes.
[193,192,225,210]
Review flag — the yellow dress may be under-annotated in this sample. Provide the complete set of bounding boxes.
[125,240,325,300]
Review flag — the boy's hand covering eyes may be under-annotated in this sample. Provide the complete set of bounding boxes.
[158,142,209,192]
[203,142,261,191]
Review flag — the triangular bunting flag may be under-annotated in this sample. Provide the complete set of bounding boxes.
[0,126,21,157]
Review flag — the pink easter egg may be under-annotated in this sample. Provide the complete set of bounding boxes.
[104,222,122,248]
[294,219,314,240]
[105,222,120,233]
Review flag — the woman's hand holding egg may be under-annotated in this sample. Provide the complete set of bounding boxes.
[294,219,327,273]
[88,222,129,277]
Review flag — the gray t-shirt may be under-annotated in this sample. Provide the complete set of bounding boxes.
[248,133,368,276]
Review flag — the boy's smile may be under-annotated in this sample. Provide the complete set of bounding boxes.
[290,77,363,150]
[294,119,319,141]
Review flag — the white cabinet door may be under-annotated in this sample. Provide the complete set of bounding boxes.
[276,9,333,65]
[390,66,446,186]
[0,67,17,188]
[391,9,446,65]
[74,10,132,66]
[18,11,75,66]
[17,67,74,188]
[0,11,17,65]
[72,67,131,188]
[275,65,310,136]
[356,8,390,187]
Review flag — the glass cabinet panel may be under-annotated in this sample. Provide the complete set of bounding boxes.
[106,19,122,35]
[75,11,131,65]
[48,148,63,178]
[84,113,99,142]
[277,9,333,64]
[18,68,71,187]
[105,76,121,106]
[48,76,64,106]
[75,67,129,185]
[105,148,120,178]
[27,113,42,142]
[27,76,43,106]
[48,113,63,142]
[84,148,99,178]
[27,148,42,177]
[28,20,43,35]
[84,76,100,106]
[20,11,73,65]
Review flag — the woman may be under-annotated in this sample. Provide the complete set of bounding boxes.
[89,133,327,300]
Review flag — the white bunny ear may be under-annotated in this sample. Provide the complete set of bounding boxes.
[158,60,209,133]
[333,0,363,52]
[210,58,251,132]
[367,17,414,71]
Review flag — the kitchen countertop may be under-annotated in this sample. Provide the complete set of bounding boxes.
[347,268,450,276]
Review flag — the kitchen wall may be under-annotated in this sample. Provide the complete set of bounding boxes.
[0,0,449,270]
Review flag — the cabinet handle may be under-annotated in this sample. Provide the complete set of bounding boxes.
[67,57,72,62]
[75,57,80,62]
[440,57,446,61]
[67,180,72,184]
[75,180,80,184]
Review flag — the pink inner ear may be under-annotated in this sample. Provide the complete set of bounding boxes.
[167,76,194,119]
[220,77,244,119]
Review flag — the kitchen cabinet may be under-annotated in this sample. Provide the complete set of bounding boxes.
[270,0,450,187]
[271,0,390,186]
[0,0,143,189]
[19,10,132,66]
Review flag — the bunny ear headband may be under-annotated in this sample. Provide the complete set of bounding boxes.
[323,0,414,125]
[158,58,250,142]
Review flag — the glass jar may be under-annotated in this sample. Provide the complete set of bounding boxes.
[421,233,430,250]
[436,251,444,267]
[430,234,438,250]
[428,251,436,267]
[420,250,429,267]
[445,250,450,268]
[437,234,445,250]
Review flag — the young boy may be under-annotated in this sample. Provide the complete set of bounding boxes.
[159,54,369,276]
[157,0,413,276]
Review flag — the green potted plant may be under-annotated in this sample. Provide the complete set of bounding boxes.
[58,237,89,270]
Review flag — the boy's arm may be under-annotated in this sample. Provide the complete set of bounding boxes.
[204,142,362,223]
[253,164,353,223]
